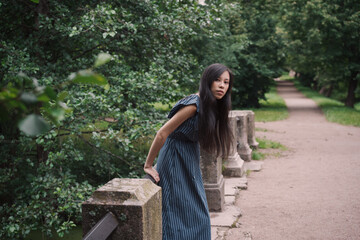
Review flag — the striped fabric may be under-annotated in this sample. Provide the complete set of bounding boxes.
[156,94,211,240]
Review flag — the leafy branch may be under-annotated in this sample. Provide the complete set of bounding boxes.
[76,134,131,166]
[0,52,112,136]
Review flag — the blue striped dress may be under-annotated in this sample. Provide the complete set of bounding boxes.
[156,94,211,240]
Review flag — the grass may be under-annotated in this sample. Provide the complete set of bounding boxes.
[250,86,289,122]
[355,102,360,111]
[25,226,82,240]
[153,102,172,112]
[251,137,287,161]
[293,80,360,127]
[247,137,287,176]
[255,127,269,132]
[257,137,287,150]
[252,151,265,160]
[278,74,295,81]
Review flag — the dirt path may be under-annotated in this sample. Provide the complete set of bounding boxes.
[226,80,360,240]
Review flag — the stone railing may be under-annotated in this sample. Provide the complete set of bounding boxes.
[200,149,225,212]
[81,110,258,238]
[222,111,245,177]
[82,178,161,240]
[200,110,258,212]
[240,110,259,150]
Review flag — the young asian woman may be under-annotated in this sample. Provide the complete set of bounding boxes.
[144,63,234,240]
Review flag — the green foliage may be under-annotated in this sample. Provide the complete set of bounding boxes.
[322,107,360,127]
[281,0,360,107]
[0,128,95,239]
[19,114,51,136]
[0,73,68,136]
[245,85,289,122]
[278,74,295,81]
[229,1,285,108]
[25,227,83,240]
[190,0,285,107]
[0,0,294,238]
[0,53,109,137]
[1,170,94,239]
[0,1,231,238]
[153,102,173,113]
[252,151,265,160]
[252,136,287,161]
[257,137,286,150]
[355,103,360,111]
[293,80,360,127]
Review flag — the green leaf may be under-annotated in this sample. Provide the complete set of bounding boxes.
[9,226,16,233]
[94,53,112,68]
[18,114,50,136]
[37,93,50,102]
[71,70,108,86]
[30,0,39,3]
[58,91,68,101]
[104,84,110,91]
[48,108,65,122]
[44,86,57,100]
[20,92,38,104]
[0,87,18,100]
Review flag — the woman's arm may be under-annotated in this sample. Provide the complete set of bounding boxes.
[144,104,197,183]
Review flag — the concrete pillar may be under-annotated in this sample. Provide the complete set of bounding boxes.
[223,112,245,176]
[231,111,252,161]
[82,178,162,240]
[200,149,225,212]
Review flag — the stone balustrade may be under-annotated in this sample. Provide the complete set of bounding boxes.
[242,110,259,149]
[200,149,225,212]
[82,110,258,237]
[231,110,253,161]
[200,110,258,213]
[82,178,162,240]
[223,112,245,177]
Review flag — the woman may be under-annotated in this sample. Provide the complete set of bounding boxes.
[144,63,233,239]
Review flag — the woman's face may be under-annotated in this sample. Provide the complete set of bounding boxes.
[211,70,230,100]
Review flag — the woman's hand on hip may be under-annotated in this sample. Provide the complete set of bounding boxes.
[144,166,160,183]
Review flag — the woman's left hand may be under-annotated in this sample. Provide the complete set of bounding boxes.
[144,166,160,184]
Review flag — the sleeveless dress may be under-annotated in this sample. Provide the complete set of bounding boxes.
[156,94,211,240]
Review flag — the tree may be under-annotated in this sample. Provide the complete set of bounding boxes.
[281,0,360,107]
[0,0,222,238]
[190,0,285,107]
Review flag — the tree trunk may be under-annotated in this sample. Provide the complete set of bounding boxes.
[345,73,359,108]
[319,84,334,97]
[34,0,49,30]
[37,144,48,163]
[326,84,334,98]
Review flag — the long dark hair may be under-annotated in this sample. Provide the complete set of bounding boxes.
[198,63,234,158]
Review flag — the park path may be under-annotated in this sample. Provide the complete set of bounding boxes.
[226,80,360,240]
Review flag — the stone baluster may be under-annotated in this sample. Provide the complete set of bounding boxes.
[200,149,225,212]
[223,112,245,176]
[82,178,162,240]
[243,110,259,149]
[231,111,253,161]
